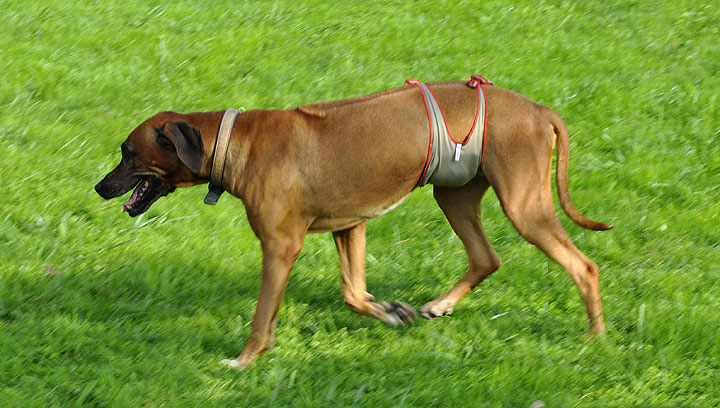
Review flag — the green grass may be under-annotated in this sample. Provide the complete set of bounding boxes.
[1,0,719,406]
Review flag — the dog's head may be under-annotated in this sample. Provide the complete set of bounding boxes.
[95,113,206,216]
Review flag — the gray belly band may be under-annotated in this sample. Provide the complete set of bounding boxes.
[407,78,488,187]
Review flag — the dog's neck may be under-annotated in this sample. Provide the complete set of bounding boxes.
[184,110,250,204]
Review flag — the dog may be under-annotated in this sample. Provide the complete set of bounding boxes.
[95,75,610,368]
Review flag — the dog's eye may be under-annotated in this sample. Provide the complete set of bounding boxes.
[121,143,134,158]
[120,143,137,165]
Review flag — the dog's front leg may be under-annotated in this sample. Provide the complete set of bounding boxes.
[220,233,305,369]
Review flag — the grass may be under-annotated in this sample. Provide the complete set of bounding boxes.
[1,0,719,406]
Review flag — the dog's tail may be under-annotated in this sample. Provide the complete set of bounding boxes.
[551,110,611,231]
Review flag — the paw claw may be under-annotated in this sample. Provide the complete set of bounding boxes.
[419,299,455,320]
[419,310,437,320]
[377,301,416,326]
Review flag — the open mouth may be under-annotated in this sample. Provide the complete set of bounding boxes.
[123,176,166,217]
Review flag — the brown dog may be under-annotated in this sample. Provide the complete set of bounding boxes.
[95,77,610,368]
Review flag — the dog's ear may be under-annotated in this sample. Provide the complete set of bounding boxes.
[159,121,204,173]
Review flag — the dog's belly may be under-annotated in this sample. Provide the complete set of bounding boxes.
[308,218,365,233]
[308,192,410,233]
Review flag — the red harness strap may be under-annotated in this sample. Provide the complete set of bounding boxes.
[405,78,435,185]
[466,75,492,164]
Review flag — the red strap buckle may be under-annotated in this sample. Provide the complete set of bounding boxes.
[405,78,421,85]
[467,74,493,88]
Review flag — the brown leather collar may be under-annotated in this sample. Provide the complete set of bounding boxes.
[204,108,242,205]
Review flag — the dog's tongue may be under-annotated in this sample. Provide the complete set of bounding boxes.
[123,185,141,212]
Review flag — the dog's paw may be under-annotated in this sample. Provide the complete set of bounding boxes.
[375,301,416,326]
[419,299,455,319]
[219,358,249,370]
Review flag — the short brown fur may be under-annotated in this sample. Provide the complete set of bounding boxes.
[96,80,610,369]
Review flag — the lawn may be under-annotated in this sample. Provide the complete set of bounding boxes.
[1,0,718,406]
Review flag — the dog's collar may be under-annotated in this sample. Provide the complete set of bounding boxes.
[204,108,243,205]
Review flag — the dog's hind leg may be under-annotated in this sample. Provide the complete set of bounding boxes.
[333,221,416,325]
[334,221,371,305]
[420,177,501,319]
[499,189,605,334]
[499,188,605,334]
[484,119,605,335]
